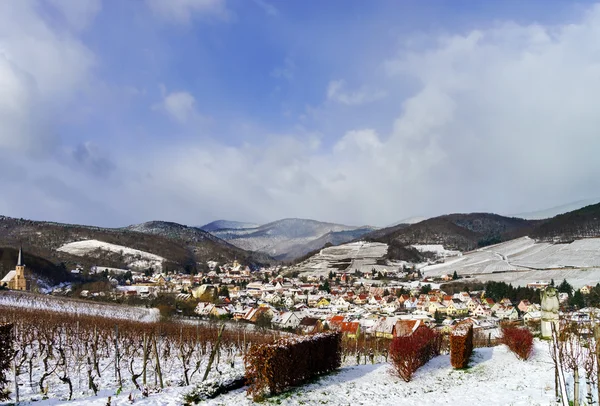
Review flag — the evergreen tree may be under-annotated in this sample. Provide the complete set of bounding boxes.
[558,279,573,296]
[421,284,432,294]
[452,271,459,280]
[569,290,585,309]
[319,279,331,293]
[219,285,230,298]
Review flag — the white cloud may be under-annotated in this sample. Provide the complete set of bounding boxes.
[6,3,600,228]
[327,79,386,105]
[155,91,198,124]
[146,0,229,23]
[123,5,600,226]
[0,1,94,153]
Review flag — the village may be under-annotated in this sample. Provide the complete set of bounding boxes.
[67,257,599,341]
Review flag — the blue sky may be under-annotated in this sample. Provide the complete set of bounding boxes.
[1,0,599,228]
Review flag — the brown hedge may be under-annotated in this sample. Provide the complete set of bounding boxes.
[389,326,441,382]
[0,323,13,401]
[450,321,473,369]
[245,332,342,400]
[501,326,533,360]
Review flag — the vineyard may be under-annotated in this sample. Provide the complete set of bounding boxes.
[0,304,405,404]
[0,305,280,403]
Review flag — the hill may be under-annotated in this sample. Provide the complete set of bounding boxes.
[365,213,538,254]
[510,198,600,220]
[529,202,600,242]
[421,236,600,288]
[0,216,273,281]
[199,220,259,232]
[208,218,376,261]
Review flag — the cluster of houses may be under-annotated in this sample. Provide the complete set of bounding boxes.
[68,258,600,340]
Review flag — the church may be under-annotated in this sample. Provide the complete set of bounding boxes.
[1,247,29,291]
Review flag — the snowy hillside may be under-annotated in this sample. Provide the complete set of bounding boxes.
[291,241,390,278]
[57,239,166,270]
[0,291,160,322]
[422,236,600,287]
[210,218,376,261]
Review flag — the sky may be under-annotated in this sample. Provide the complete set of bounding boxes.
[1,0,600,228]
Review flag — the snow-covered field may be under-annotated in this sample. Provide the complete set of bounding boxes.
[422,237,600,287]
[292,241,390,278]
[57,240,165,271]
[0,291,160,322]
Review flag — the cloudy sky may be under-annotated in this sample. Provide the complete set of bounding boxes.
[1,0,599,228]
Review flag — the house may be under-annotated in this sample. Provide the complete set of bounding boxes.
[428,302,447,315]
[272,312,302,330]
[580,285,593,295]
[328,315,346,330]
[245,305,275,323]
[446,301,468,317]
[495,306,518,321]
[394,319,423,337]
[517,300,532,313]
[354,294,369,305]
[372,317,398,339]
[1,247,28,291]
[339,322,360,339]
[317,297,331,308]
[473,304,492,318]
[523,311,541,322]
[298,317,323,334]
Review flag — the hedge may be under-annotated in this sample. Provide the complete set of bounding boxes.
[501,326,533,360]
[0,323,13,401]
[245,332,341,400]
[450,321,473,369]
[389,326,441,382]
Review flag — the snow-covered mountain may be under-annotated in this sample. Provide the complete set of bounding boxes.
[207,218,377,261]
[199,220,259,232]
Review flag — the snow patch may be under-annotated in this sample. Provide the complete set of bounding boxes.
[57,239,165,270]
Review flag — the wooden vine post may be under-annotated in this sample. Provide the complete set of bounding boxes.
[202,324,225,382]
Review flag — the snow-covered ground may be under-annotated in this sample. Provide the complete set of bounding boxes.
[204,341,557,406]
[0,291,159,322]
[57,240,165,271]
[411,244,462,258]
[422,236,600,287]
[12,341,561,406]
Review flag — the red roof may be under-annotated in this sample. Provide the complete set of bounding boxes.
[329,315,345,328]
[340,322,360,335]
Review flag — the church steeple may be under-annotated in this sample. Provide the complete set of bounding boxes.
[17,246,23,267]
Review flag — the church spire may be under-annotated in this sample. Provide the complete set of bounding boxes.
[17,246,23,267]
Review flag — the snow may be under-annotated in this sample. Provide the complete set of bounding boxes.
[411,244,462,258]
[292,241,390,278]
[10,340,560,406]
[57,240,165,271]
[422,236,600,288]
[199,341,556,406]
[0,291,159,322]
